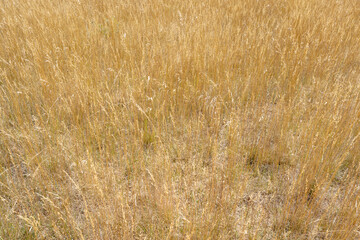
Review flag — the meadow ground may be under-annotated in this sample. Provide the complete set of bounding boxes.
[0,0,359,239]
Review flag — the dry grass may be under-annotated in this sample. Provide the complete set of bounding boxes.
[0,0,359,239]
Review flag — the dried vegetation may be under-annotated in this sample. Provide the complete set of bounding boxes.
[0,0,359,239]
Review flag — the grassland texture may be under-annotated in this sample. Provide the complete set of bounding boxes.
[0,0,359,239]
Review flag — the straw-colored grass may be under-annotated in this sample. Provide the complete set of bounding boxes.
[0,0,359,239]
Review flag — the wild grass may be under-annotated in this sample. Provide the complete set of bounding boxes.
[0,0,359,239]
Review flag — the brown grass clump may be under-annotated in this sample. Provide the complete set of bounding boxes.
[0,0,359,239]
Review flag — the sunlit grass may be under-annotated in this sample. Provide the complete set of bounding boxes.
[0,0,359,239]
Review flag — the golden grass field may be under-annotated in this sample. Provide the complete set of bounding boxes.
[0,0,359,239]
